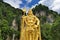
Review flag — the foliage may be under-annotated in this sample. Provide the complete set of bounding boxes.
[41,23,52,40]
[51,16,60,40]
[0,1,23,40]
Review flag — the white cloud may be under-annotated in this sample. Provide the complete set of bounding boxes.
[50,0,60,13]
[3,0,60,13]
[38,0,60,13]
[3,0,22,8]
[26,0,32,3]
[3,0,32,12]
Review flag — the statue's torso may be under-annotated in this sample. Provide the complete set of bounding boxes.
[25,16,36,26]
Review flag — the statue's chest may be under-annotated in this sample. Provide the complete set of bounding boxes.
[26,17,35,23]
[25,16,36,25]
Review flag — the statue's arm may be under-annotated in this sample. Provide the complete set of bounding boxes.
[36,17,40,26]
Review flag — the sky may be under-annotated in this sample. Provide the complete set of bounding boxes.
[3,0,60,13]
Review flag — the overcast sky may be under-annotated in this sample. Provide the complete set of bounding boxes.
[3,0,60,13]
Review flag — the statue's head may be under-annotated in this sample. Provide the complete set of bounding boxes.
[28,9,33,16]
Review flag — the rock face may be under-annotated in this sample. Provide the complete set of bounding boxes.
[32,4,58,24]
[34,10,54,24]
[12,19,18,40]
[12,19,18,30]
[6,35,10,40]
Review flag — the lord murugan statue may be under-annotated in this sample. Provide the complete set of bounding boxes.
[20,9,42,40]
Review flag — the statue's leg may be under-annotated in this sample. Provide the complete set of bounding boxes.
[29,32,31,40]
[29,31,33,40]
[31,32,33,40]
[32,31,35,40]
[36,34,39,40]
[24,31,26,40]
[30,31,35,40]
[35,29,39,40]
[26,31,30,40]
[26,31,28,40]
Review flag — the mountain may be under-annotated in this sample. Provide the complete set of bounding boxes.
[0,0,60,40]
[32,4,59,24]
[32,4,60,40]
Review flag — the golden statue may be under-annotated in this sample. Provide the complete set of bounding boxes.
[20,9,42,40]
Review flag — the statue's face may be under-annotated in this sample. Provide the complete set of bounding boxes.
[28,10,33,16]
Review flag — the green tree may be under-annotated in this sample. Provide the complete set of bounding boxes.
[51,16,60,40]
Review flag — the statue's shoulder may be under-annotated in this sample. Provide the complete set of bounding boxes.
[33,15,37,18]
